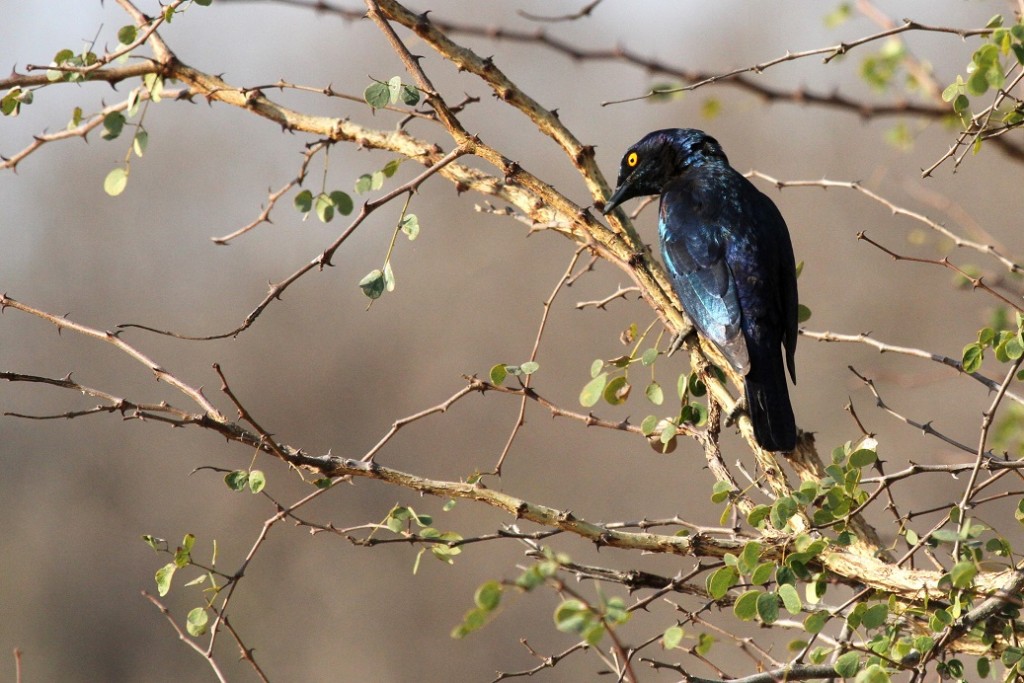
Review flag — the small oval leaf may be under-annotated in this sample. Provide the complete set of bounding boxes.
[104,167,129,196]
[580,373,608,408]
[364,81,390,108]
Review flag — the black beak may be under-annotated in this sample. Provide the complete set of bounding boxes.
[602,181,632,215]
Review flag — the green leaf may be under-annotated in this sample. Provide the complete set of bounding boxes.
[649,81,684,102]
[1004,334,1024,360]
[117,25,138,45]
[977,656,991,678]
[711,480,732,503]
[387,76,403,104]
[640,347,659,366]
[862,602,888,629]
[2,89,23,116]
[155,563,176,596]
[132,129,148,157]
[676,372,688,400]
[194,0,213,6]
[224,470,248,491]
[604,596,629,625]
[355,173,374,194]
[519,361,539,375]
[779,583,802,614]
[248,469,266,494]
[1002,646,1024,667]
[640,414,658,436]
[294,189,313,214]
[186,607,209,637]
[580,373,607,407]
[834,650,861,678]
[386,507,407,533]
[142,535,163,552]
[174,545,192,569]
[315,192,335,223]
[590,359,604,378]
[103,167,129,197]
[452,607,487,639]
[329,190,353,216]
[739,541,762,575]
[383,260,396,292]
[143,73,164,101]
[687,372,707,397]
[930,529,960,544]
[854,664,891,683]
[707,565,738,600]
[474,581,502,611]
[967,70,990,96]
[770,496,798,530]
[797,304,812,323]
[400,213,420,240]
[489,364,508,386]
[950,560,978,588]
[429,534,462,564]
[700,97,721,119]
[645,381,664,405]
[359,269,386,300]
[608,354,632,369]
[400,83,420,106]
[662,625,684,650]
[1013,43,1024,66]
[695,632,714,655]
[823,2,851,28]
[554,599,590,634]
[746,504,771,528]
[603,376,631,405]
[849,448,877,468]
[382,158,402,177]
[804,610,828,634]
[682,401,707,426]
[101,112,126,140]
[756,591,779,624]
[750,562,775,586]
[733,590,760,621]
[962,342,983,373]
[364,81,390,108]
[46,51,72,82]
[658,420,677,445]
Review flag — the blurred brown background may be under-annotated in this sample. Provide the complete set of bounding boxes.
[3,1,1022,680]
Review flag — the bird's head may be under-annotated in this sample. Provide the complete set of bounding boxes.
[602,128,727,214]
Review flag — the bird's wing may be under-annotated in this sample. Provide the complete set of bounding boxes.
[659,183,749,374]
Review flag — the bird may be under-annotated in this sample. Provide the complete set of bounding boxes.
[602,128,798,452]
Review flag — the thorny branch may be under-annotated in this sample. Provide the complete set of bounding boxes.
[7,1,1024,680]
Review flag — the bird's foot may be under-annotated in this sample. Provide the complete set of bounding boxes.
[724,397,747,427]
[666,332,686,357]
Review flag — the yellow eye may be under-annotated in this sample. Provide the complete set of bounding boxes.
[627,151,639,167]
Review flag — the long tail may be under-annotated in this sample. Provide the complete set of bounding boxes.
[743,351,796,452]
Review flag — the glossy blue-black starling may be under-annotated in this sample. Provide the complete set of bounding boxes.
[602,129,798,451]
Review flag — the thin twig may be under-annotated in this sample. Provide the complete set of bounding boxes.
[802,329,1024,406]
[953,354,1024,557]
[141,592,228,683]
[119,146,467,340]
[492,247,587,474]
[748,171,1024,276]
